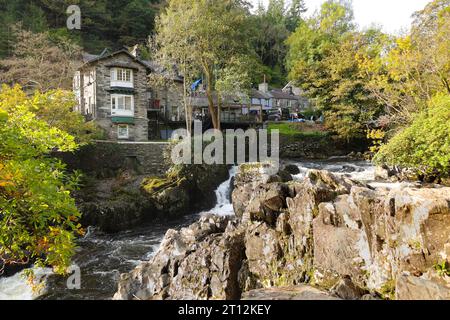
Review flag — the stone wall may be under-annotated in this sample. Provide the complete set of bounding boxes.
[57,141,169,178]
[279,134,369,159]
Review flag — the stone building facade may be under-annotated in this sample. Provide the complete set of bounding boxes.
[74,49,183,142]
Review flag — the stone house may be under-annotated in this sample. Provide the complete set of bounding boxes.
[74,48,183,141]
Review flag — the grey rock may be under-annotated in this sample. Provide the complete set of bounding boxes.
[242,286,341,300]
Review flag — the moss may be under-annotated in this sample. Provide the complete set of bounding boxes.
[312,206,320,218]
[311,270,341,290]
[240,163,264,172]
[408,240,423,251]
[433,260,450,277]
[379,279,396,300]
[141,177,174,194]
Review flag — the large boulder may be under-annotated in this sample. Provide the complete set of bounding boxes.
[283,164,301,175]
[141,176,191,218]
[312,187,386,289]
[312,182,450,297]
[77,163,230,233]
[232,162,286,219]
[77,173,157,233]
[114,215,245,300]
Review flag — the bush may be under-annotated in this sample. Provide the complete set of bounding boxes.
[374,94,450,177]
[0,85,83,279]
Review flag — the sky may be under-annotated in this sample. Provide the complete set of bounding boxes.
[250,0,431,34]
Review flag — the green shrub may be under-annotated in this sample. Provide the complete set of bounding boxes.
[374,94,450,177]
[0,85,83,279]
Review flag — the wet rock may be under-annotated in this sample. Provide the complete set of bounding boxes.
[142,177,191,218]
[278,170,293,183]
[77,174,157,233]
[374,165,391,181]
[114,215,245,300]
[78,163,229,233]
[283,164,301,175]
[242,285,341,300]
[143,163,230,217]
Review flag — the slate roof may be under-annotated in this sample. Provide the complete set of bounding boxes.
[269,88,300,100]
[80,49,183,82]
[251,88,272,100]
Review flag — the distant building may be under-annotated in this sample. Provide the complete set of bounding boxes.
[74,48,309,141]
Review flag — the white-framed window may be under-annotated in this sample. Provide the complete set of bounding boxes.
[111,94,134,116]
[73,71,80,90]
[117,124,129,139]
[110,68,133,88]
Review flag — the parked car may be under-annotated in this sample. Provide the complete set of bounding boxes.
[267,109,282,121]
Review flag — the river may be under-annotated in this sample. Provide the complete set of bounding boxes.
[0,159,384,300]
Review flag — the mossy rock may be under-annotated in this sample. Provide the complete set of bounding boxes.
[141,176,175,194]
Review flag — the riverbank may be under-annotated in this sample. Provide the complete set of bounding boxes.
[2,158,449,300]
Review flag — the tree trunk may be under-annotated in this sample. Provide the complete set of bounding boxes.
[182,69,192,135]
[203,64,220,130]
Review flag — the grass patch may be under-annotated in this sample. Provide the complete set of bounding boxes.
[268,122,329,138]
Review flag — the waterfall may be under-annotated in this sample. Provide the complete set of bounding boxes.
[0,268,52,300]
[206,166,238,217]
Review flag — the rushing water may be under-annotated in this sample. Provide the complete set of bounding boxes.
[0,160,382,300]
[289,158,376,182]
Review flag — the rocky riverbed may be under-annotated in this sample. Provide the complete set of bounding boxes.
[2,159,449,300]
[114,162,450,300]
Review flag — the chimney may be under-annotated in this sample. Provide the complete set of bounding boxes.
[131,44,141,59]
[259,75,268,93]
[259,82,269,93]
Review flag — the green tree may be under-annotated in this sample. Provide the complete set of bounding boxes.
[0,26,82,92]
[286,0,384,140]
[286,0,307,32]
[374,93,450,178]
[360,0,450,129]
[250,0,305,86]
[30,90,102,145]
[0,85,83,277]
[155,0,255,130]
[0,0,163,56]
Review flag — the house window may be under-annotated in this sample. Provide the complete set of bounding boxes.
[117,124,129,139]
[110,68,133,88]
[111,94,134,116]
[73,72,80,90]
